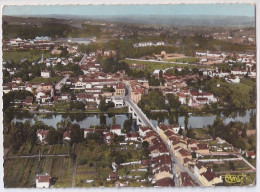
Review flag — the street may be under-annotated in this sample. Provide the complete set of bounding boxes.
[124,86,203,186]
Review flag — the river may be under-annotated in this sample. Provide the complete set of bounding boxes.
[12,109,255,130]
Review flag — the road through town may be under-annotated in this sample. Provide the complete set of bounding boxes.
[124,86,203,186]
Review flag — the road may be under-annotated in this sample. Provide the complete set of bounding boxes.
[55,74,70,91]
[79,54,87,65]
[124,86,203,186]
[71,144,77,187]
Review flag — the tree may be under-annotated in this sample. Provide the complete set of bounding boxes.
[46,129,59,145]
[100,114,106,125]
[142,149,150,158]
[70,124,83,144]
[99,96,106,112]
[159,70,163,79]
[178,127,183,135]
[123,119,132,133]
[142,141,149,149]
[186,127,195,139]
[112,116,116,124]
[166,94,181,110]
[241,128,247,138]
[184,115,189,130]
[70,101,85,111]
[114,153,124,164]
[60,84,72,94]
[148,76,160,86]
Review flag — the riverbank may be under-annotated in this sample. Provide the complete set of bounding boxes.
[19,106,129,114]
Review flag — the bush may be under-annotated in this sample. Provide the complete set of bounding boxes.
[77,155,88,166]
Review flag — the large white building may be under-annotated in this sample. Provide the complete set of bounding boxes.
[112,96,124,107]
[41,71,51,78]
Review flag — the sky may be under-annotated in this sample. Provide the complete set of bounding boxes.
[2,4,255,17]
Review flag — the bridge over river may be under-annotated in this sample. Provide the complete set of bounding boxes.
[124,86,203,187]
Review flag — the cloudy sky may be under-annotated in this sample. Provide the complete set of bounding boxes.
[3,4,255,17]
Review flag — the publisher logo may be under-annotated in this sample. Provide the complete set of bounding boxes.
[223,174,247,184]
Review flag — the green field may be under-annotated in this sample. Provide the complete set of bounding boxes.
[106,107,128,113]
[75,142,112,187]
[166,57,199,63]
[123,59,212,73]
[194,128,212,140]
[4,158,39,187]
[4,141,150,188]
[29,76,63,84]
[4,144,73,188]
[3,50,52,62]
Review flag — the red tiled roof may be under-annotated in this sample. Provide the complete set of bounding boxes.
[63,131,71,139]
[109,173,117,179]
[116,83,125,89]
[247,151,256,156]
[35,175,50,183]
[201,169,217,182]
[37,129,49,136]
[111,124,121,130]
[156,177,175,187]
[180,172,198,186]
[197,143,209,150]
[195,163,204,169]
[141,159,151,166]
[139,126,150,132]
[126,132,138,138]
[24,96,33,104]
[178,148,191,157]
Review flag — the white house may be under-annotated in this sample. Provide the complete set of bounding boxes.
[110,124,122,135]
[41,71,51,78]
[125,132,138,141]
[156,41,165,46]
[139,126,151,137]
[226,76,240,84]
[112,96,124,107]
[35,174,50,188]
[36,129,49,143]
[63,130,71,141]
[168,125,181,134]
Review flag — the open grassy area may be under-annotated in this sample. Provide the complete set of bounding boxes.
[4,141,150,188]
[29,76,63,84]
[75,142,112,187]
[7,144,39,156]
[49,157,73,188]
[123,58,211,73]
[166,57,199,63]
[216,77,255,95]
[201,160,252,173]
[106,107,128,113]
[4,144,73,188]
[3,50,52,62]
[194,128,212,140]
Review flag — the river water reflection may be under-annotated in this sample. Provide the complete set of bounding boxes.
[13,109,255,129]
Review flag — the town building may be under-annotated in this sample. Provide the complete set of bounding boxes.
[41,71,51,78]
[35,174,50,188]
